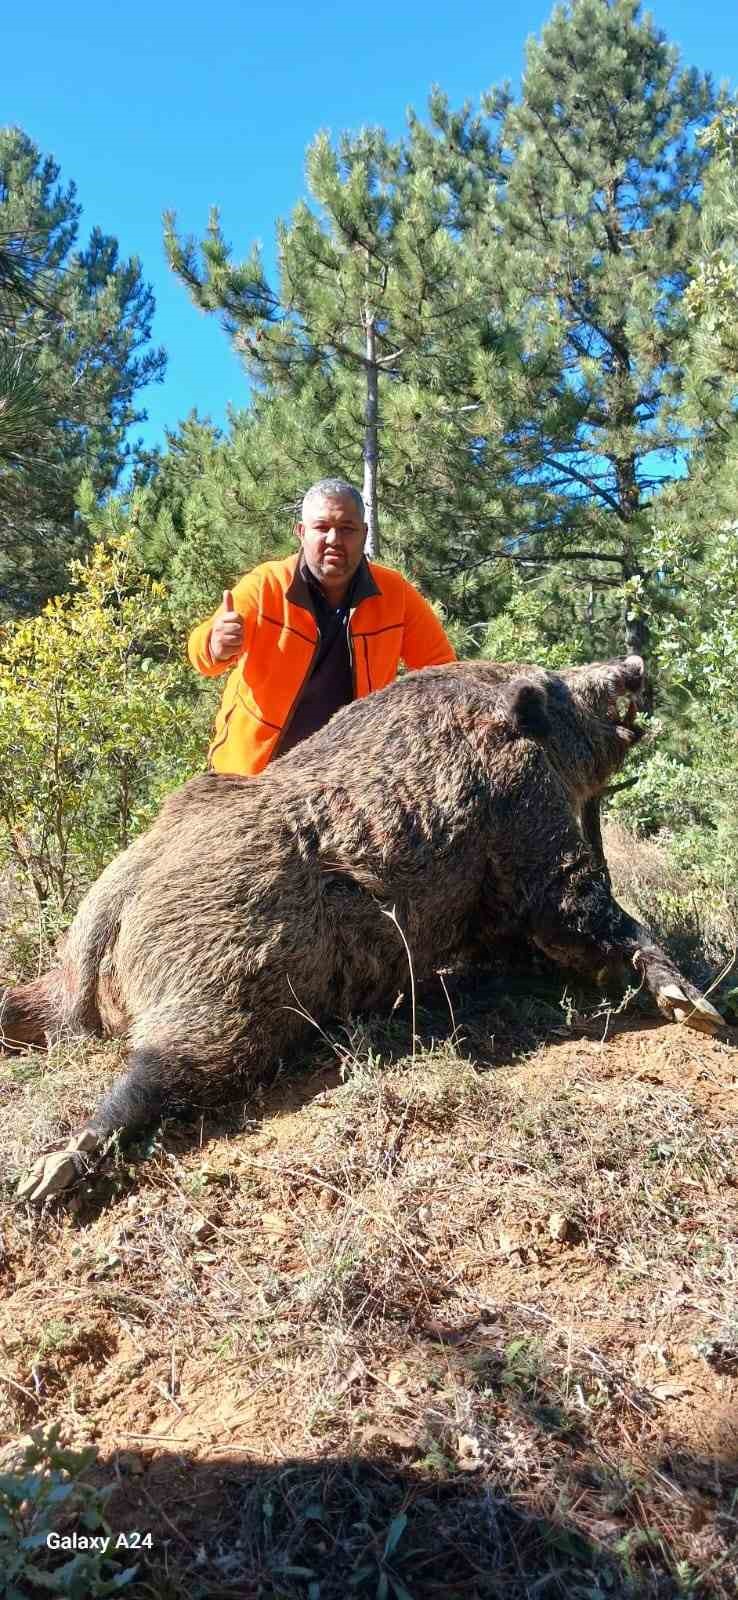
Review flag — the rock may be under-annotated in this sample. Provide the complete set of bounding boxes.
[190,1217,215,1243]
[456,1433,482,1471]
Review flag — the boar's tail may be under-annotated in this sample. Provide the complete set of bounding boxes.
[497,676,551,741]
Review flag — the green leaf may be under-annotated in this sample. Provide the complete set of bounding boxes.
[16,1568,66,1592]
[349,1565,375,1586]
[111,1566,140,1588]
[389,1579,415,1600]
[383,1512,407,1558]
[46,1482,76,1505]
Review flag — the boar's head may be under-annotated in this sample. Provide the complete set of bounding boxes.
[542,654,647,802]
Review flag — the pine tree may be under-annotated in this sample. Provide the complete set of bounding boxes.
[0,127,166,616]
[464,0,717,653]
[0,227,52,469]
[131,409,290,622]
[162,1,720,656]
[163,120,515,622]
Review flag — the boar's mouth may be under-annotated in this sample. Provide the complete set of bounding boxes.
[563,654,647,732]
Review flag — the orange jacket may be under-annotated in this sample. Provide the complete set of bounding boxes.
[188,553,456,775]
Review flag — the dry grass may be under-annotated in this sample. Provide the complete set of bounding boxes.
[604,822,738,989]
[1,833,738,1597]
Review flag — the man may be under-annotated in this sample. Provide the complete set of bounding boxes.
[188,478,456,775]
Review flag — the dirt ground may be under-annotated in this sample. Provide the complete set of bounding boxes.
[1,971,737,1597]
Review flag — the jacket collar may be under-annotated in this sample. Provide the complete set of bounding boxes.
[285,551,381,615]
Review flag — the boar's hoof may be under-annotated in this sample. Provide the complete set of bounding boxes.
[656,982,723,1035]
[17,1128,102,1203]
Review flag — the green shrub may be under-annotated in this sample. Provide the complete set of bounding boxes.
[0,1424,138,1598]
[0,534,211,935]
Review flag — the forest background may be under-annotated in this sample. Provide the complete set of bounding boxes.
[2,0,738,969]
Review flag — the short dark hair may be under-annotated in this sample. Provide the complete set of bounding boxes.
[302,478,365,518]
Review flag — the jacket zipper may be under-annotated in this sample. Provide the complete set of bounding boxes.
[270,633,320,760]
[348,612,357,697]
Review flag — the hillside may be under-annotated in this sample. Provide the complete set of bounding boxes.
[1,834,737,1598]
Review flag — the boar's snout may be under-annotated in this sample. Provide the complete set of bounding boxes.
[606,655,646,725]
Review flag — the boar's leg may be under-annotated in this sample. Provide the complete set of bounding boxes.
[528,861,723,1033]
[17,1127,107,1202]
[579,797,609,882]
[1,971,68,1051]
[17,1043,204,1203]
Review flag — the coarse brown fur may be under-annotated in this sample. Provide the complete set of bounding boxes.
[2,657,720,1184]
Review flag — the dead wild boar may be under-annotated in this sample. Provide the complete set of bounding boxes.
[3,654,722,1202]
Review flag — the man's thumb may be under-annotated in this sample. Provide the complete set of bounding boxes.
[222,589,235,613]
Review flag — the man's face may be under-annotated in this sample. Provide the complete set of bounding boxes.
[298,493,367,597]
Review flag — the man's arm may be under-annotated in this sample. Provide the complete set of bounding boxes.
[400,579,457,670]
[187,570,261,677]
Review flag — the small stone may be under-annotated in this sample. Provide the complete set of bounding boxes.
[499,1227,527,1260]
[456,1433,482,1471]
[548,1212,572,1242]
[191,1217,215,1243]
[261,1210,288,1236]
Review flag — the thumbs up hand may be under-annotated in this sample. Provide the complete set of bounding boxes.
[209,589,246,662]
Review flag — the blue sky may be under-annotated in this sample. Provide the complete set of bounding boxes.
[3,0,736,458]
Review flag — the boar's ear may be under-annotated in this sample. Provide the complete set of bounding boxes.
[498,678,551,740]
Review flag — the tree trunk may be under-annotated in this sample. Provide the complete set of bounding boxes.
[362,312,380,558]
[615,452,649,659]
[621,537,649,659]
[623,599,649,659]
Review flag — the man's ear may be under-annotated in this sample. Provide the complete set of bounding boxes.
[294,521,305,544]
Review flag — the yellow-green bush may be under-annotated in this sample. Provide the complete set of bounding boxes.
[0,536,210,929]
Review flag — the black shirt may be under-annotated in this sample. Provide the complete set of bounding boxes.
[276,561,356,757]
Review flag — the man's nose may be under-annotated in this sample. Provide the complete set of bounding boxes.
[325,527,341,544]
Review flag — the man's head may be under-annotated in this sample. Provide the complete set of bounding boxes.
[297,478,367,602]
